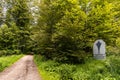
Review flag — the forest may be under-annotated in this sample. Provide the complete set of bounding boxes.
[0,0,120,80]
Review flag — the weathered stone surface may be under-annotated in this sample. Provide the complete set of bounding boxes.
[93,39,106,59]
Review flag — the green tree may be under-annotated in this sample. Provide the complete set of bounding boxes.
[0,24,18,49]
[6,0,32,53]
[0,0,4,25]
[36,0,87,62]
[35,0,120,62]
[85,0,120,47]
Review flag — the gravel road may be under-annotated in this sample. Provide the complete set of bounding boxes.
[0,55,42,80]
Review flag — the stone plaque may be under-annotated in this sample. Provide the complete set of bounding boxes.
[93,39,106,59]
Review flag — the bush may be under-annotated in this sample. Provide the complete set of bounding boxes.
[0,50,7,56]
[13,50,21,54]
[109,56,120,77]
[43,61,60,72]
[0,49,21,56]
[56,64,76,80]
[34,54,120,80]
[0,62,4,71]
[50,51,86,64]
[106,46,120,55]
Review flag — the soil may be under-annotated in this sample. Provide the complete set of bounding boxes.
[0,55,42,80]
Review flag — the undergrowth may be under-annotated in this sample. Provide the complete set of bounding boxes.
[34,51,120,80]
[0,54,24,72]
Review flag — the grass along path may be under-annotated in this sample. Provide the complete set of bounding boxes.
[0,55,41,80]
[34,54,120,80]
[0,54,24,72]
[34,55,60,80]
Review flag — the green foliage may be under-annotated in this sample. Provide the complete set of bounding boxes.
[34,0,86,62]
[115,38,120,48]
[34,53,120,80]
[5,0,33,53]
[0,1,4,25]
[7,0,31,28]
[0,0,120,68]
[32,0,120,63]
[106,46,120,56]
[0,24,19,50]
[57,64,76,80]
[0,50,21,56]
[0,54,23,72]
[34,55,60,80]
[0,23,30,55]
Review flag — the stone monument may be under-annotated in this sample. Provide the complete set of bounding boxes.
[93,39,106,60]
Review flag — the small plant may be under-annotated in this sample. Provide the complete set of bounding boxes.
[0,54,23,72]
[34,53,120,80]
[56,64,76,80]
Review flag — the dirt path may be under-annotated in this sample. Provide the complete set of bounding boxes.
[0,55,42,80]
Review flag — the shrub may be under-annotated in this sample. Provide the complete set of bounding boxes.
[0,49,21,56]
[0,62,4,71]
[43,61,60,72]
[0,50,7,56]
[56,64,76,80]
[106,46,120,55]
[35,54,120,80]
[13,50,21,54]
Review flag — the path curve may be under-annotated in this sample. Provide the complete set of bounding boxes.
[0,55,42,80]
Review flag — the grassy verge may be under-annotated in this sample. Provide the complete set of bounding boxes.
[34,55,60,80]
[34,54,120,80]
[0,54,24,72]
